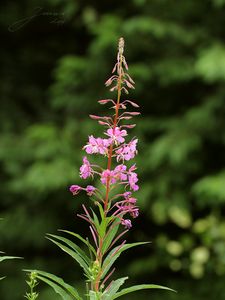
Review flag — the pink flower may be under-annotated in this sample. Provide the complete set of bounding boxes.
[130,208,139,218]
[84,135,110,155]
[121,219,132,229]
[86,185,96,196]
[105,127,127,144]
[69,185,82,195]
[124,191,132,199]
[116,139,138,161]
[80,156,93,179]
[131,208,139,218]
[128,197,137,204]
[116,201,139,218]
[128,165,139,191]
[123,191,137,203]
[101,169,116,185]
[113,164,127,181]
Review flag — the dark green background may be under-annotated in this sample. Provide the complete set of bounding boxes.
[1,0,225,299]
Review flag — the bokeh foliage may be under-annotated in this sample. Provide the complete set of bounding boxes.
[1,0,225,299]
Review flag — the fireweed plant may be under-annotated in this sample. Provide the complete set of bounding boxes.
[26,38,174,299]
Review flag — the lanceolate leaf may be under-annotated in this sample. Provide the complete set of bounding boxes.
[101,242,150,279]
[111,284,176,299]
[90,209,101,235]
[96,203,112,240]
[24,269,82,300]
[47,234,91,265]
[101,221,120,255]
[46,237,91,277]
[59,230,96,255]
[99,217,108,239]
[0,256,22,262]
[102,277,128,300]
[97,202,105,221]
[37,275,75,300]
[0,256,22,281]
[89,291,98,300]
[0,276,6,281]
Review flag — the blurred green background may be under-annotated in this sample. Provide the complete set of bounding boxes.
[1,0,225,299]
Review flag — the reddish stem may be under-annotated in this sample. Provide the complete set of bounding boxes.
[94,52,123,293]
[104,59,123,213]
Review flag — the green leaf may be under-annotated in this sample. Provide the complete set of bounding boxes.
[89,291,98,300]
[99,218,107,239]
[101,242,149,279]
[96,203,112,236]
[0,277,6,281]
[91,209,101,234]
[46,237,91,276]
[102,277,128,300]
[0,256,22,262]
[59,230,96,255]
[97,202,105,221]
[112,284,176,299]
[47,234,90,265]
[0,255,22,281]
[24,269,82,300]
[101,221,120,255]
[36,275,75,300]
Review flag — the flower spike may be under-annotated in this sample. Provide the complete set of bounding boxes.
[66,38,174,298]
